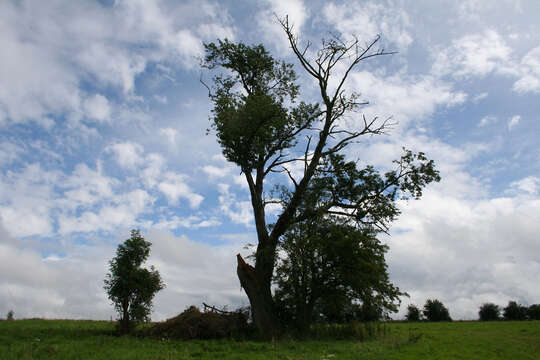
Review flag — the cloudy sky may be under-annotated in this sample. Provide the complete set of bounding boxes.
[1,0,539,321]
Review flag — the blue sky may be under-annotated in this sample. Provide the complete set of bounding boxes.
[1,0,540,321]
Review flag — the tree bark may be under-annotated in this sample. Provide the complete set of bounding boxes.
[236,254,277,338]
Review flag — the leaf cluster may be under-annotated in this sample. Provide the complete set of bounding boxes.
[204,40,318,173]
[280,149,440,234]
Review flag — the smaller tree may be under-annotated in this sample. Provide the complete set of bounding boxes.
[405,304,421,322]
[273,218,404,332]
[503,301,528,321]
[527,304,540,320]
[423,299,451,322]
[104,229,165,333]
[6,310,14,321]
[478,303,500,321]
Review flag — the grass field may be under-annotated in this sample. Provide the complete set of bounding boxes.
[1,319,539,359]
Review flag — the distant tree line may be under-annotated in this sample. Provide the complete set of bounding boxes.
[479,301,540,321]
[405,299,540,322]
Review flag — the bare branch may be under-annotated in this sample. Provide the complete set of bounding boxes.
[282,166,299,188]
[199,72,211,96]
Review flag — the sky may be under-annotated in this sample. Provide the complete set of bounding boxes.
[1,0,539,321]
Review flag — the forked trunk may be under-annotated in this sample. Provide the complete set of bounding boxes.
[236,254,278,338]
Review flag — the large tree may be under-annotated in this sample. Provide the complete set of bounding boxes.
[203,19,440,337]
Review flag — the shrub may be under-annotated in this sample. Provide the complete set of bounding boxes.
[479,303,500,321]
[423,299,451,322]
[405,304,421,321]
[527,304,540,320]
[503,301,528,321]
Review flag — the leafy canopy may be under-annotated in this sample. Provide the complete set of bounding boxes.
[406,304,422,321]
[423,299,452,322]
[479,302,500,321]
[274,217,404,330]
[104,230,164,331]
[203,39,318,173]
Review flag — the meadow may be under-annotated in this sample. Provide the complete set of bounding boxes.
[1,319,539,359]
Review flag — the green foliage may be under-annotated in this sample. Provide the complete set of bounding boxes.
[405,304,421,322]
[527,304,540,320]
[274,218,404,331]
[423,299,452,322]
[203,39,317,173]
[503,301,528,321]
[282,152,440,233]
[478,302,500,321]
[272,148,439,331]
[104,230,164,334]
[6,310,14,321]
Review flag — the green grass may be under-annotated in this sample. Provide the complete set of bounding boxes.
[1,319,539,359]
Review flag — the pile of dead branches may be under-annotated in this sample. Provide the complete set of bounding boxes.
[144,304,252,340]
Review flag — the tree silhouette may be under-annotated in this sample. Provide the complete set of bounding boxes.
[203,19,440,336]
[104,230,164,333]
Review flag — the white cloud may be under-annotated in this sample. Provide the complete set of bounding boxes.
[389,180,540,320]
[0,141,24,166]
[153,215,221,230]
[83,94,111,123]
[107,141,144,169]
[58,189,154,234]
[0,0,235,127]
[201,157,246,188]
[323,1,413,50]
[0,222,116,320]
[217,184,253,226]
[159,128,178,147]
[432,30,512,79]
[430,29,540,96]
[508,115,520,131]
[202,165,230,178]
[509,176,540,195]
[349,71,466,129]
[61,162,118,209]
[0,227,251,321]
[0,1,81,127]
[512,47,540,93]
[478,115,496,127]
[141,153,166,188]
[154,95,168,104]
[472,92,488,103]
[158,172,204,208]
[0,163,59,237]
[257,0,308,54]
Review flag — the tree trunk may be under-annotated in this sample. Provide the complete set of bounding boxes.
[121,300,130,334]
[236,254,278,338]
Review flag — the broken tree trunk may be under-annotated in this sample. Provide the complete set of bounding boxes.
[236,253,277,338]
